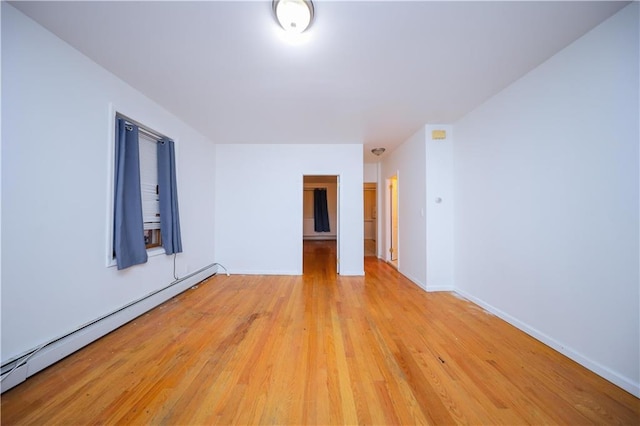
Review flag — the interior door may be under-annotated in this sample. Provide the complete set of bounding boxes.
[363,183,377,256]
[390,176,398,262]
[336,175,340,274]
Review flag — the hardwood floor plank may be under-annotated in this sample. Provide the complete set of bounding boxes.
[2,241,638,425]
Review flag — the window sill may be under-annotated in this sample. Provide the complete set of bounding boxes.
[107,247,166,268]
[147,247,166,257]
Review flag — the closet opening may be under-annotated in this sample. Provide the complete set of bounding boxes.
[302,175,339,274]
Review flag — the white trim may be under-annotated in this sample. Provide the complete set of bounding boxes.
[399,271,425,290]
[147,247,166,257]
[105,103,117,267]
[384,171,400,266]
[107,243,166,268]
[454,288,640,398]
[230,269,300,275]
[301,174,341,274]
[425,285,455,292]
[336,174,340,275]
[303,236,337,241]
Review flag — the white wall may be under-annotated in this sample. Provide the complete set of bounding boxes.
[214,144,364,275]
[425,125,454,291]
[378,125,455,291]
[453,3,639,396]
[363,162,378,183]
[1,4,216,362]
[380,127,427,288]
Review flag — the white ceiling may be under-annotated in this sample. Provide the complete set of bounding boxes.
[10,1,628,162]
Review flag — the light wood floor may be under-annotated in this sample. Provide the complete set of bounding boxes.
[364,239,376,257]
[2,241,638,424]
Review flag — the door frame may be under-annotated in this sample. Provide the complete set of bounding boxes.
[363,183,377,256]
[302,174,340,274]
[385,173,399,266]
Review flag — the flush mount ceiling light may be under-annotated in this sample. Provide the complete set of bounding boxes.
[273,0,314,34]
[371,148,386,156]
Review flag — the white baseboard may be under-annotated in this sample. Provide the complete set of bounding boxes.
[454,288,640,398]
[398,270,426,290]
[303,236,337,240]
[1,265,218,393]
[426,285,454,292]
[230,269,301,275]
[0,364,27,392]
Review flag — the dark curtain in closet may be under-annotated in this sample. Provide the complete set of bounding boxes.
[313,188,330,232]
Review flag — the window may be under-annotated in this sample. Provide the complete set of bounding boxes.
[112,114,182,270]
[139,131,162,249]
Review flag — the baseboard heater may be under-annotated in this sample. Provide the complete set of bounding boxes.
[0,263,219,393]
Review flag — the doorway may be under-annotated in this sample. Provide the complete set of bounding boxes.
[303,175,339,274]
[386,175,399,269]
[364,183,377,257]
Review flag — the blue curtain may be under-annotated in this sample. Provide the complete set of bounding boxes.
[114,118,148,270]
[314,188,330,232]
[157,139,182,254]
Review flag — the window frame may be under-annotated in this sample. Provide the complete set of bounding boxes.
[106,108,168,267]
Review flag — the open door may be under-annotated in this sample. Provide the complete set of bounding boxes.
[336,175,340,274]
[363,183,377,257]
[386,175,399,268]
